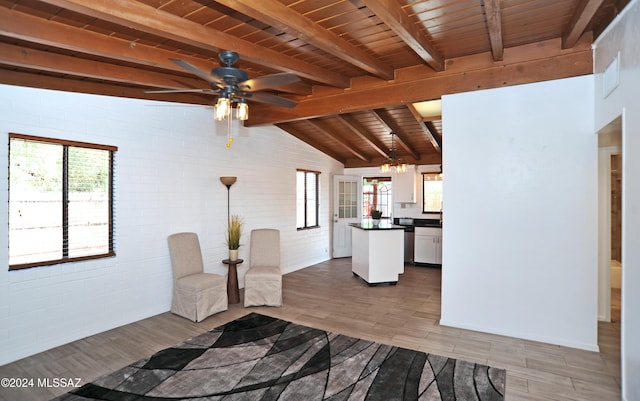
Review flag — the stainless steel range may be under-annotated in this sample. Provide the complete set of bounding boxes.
[394,218,414,263]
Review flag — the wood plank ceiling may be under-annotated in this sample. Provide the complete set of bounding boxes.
[0,0,629,167]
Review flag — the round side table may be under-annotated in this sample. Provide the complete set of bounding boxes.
[222,258,243,304]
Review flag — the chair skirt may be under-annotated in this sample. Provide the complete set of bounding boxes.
[244,267,282,307]
[171,273,228,322]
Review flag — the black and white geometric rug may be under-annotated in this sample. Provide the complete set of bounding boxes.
[53,312,506,400]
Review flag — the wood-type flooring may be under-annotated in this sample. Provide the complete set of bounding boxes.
[0,259,621,401]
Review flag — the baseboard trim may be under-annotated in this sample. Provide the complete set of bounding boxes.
[439,318,600,352]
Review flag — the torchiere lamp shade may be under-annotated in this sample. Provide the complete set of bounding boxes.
[220,176,237,228]
[220,176,237,187]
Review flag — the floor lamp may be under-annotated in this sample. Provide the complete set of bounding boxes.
[220,176,237,226]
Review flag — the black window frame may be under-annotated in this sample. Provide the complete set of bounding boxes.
[8,133,117,271]
[296,169,320,230]
[422,172,443,214]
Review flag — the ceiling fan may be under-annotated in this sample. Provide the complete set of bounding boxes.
[150,50,300,109]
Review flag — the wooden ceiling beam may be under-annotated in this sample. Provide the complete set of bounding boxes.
[246,40,592,125]
[423,121,442,152]
[372,110,421,160]
[0,7,315,96]
[336,115,389,159]
[0,42,206,90]
[0,7,211,75]
[482,0,504,61]
[37,0,350,88]
[344,152,442,168]
[275,123,345,163]
[277,82,313,96]
[361,0,444,72]
[406,104,441,152]
[0,68,212,105]
[562,0,605,48]
[214,0,394,80]
[407,103,423,122]
[307,119,370,162]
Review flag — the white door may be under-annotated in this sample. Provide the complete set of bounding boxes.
[333,175,361,258]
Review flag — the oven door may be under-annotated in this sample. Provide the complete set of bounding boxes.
[404,230,414,263]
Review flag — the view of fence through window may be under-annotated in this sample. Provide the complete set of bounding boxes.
[9,135,115,269]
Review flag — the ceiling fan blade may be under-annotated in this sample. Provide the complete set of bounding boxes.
[245,92,298,108]
[240,73,300,92]
[145,88,219,94]
[170,58,222,86]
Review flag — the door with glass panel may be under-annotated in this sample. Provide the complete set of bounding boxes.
[332,175,361,258]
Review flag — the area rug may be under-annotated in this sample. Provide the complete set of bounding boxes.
[53,312,506,400]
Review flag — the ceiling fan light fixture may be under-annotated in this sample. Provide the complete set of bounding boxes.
[237,101,249,121]
[215,96,231,121]
[165,52,298,147]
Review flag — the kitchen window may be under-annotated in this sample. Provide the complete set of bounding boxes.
[363,177,392,218]
[8,134,117,270]
[422,172,443,213]
[296,169,320,229]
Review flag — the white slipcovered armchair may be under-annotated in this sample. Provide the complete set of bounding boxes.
[167,232,228,321]
[244,229,283,307]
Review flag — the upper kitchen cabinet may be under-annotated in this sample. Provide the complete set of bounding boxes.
[393,166,417,203]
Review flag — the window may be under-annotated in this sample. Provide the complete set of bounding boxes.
[9,134,117,270]
[363,177,392,218]
[422,172,443,213]
[337,179,358,219]
[296,169,319,229]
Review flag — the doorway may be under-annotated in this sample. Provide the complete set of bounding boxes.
[610,153,622,322]
[597,115,622,325]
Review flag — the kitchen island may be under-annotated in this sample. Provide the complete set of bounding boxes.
[350,221,405,285]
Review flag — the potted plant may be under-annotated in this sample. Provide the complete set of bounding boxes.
[225,214,243,261]
[371,209,382,225]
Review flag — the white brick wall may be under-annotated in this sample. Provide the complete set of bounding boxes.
[0,84,344,365]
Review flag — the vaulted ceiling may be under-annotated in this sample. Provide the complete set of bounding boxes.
[0,0,629,167]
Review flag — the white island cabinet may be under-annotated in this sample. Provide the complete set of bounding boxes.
[350,222,405,285]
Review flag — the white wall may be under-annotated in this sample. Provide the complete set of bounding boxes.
[0,84,343,365]
[440,75,598,350]
[593,0,640,398]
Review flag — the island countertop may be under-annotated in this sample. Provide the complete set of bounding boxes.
[350,222,406,230]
